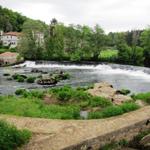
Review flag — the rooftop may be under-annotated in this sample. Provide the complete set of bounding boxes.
[0,52,19,57]
[3,32,22,36]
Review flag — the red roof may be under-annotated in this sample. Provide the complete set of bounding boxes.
[0,52,19,57]
[3,32,22,36]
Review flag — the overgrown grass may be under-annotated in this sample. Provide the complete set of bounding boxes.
[0,120,31,150]
[88,102,139,119]
[132,92,150,104]
[0,96,80,119]
[0,86,141,120]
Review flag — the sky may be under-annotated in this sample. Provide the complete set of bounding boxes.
[1,0,150,32]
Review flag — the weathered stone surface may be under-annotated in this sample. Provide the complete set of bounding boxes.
[87,82,133,105]
[112,94,132,105]
[140,134,150,148]
[0,106,149,150]
[87,82,116,99]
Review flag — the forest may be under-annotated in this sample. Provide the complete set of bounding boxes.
[0,6,150,67]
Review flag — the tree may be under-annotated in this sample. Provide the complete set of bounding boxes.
[90,25,106,61]
[140,28,150,67]
[18,19,46,60]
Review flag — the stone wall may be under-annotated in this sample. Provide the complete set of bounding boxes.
[0,106,149,150]
[63,119,150,150]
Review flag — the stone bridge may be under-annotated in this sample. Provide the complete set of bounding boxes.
[0,106,150,150]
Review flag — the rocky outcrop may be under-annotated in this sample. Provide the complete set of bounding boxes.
[87,82,132,105]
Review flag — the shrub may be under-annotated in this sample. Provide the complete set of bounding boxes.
[15,89,27,95]
[12,73,20,80]
[56,91,72,101]
[0,120,31,150]
[118,89,131,95]
[26,77,36,83]
[17,76,25,82]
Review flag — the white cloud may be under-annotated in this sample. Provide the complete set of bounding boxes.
[1,0,150,32]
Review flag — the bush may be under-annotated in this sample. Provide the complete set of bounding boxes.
[26,77,36,83]
[12,73,20,80]
[15,89,27,95]
[0,120,31,150]
[17,76,25,82]
[118,89,131,95]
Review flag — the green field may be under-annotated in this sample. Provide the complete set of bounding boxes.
[99,49,118,61]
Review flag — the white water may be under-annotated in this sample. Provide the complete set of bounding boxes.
[17,61,150,81]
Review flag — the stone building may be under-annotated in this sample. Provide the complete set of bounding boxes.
[0,52,20,65]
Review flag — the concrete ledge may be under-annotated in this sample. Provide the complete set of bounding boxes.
[0,106,150,150]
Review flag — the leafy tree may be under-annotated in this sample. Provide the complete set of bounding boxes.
[18,19,46,60]
[140,28,150,67]
[90,25,106,61]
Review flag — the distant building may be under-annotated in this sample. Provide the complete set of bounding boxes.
[0,31,44,48]
[0,52,21,65]
[1,32,22,48]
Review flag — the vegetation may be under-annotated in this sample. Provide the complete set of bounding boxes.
[26,76,36,83]
[0,86,141,120]
[99,49,118,62]
[132,92,150,104]
[118,89,131,95]
[88,102,139,119]
[1,6,150,68]
[0,120,31,150]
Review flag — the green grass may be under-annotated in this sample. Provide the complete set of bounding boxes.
[132,92,150,104]
[0,96,80,119]
[0,86,141,120]
[99,49,118,61]
[0,120,31,150]
[88,102,139,119]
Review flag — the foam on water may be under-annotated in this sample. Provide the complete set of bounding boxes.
[16,61,150,80]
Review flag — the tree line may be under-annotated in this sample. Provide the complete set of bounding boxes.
[0,6,150,67]
[18,18,150,67]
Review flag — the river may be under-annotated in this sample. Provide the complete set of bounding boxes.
[1,61,150,95]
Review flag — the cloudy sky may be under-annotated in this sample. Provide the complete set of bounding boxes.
[1,0,150,32]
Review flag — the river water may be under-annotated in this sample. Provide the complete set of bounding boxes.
[0,61,150,95]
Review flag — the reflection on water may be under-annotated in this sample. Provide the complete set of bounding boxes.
[1,61,150,95]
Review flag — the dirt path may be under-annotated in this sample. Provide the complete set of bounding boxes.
[0,106,150,150]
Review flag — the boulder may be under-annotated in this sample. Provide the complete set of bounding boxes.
[87,82,133,105]
[140,134,150,149]
[112,94,132,105]
[87,82,116,99]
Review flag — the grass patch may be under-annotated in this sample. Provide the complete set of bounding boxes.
[0,120,31,150]
[99,49,118,61]
[88,102,139,119]
[132,92,150,104]
[0,96,80,119]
